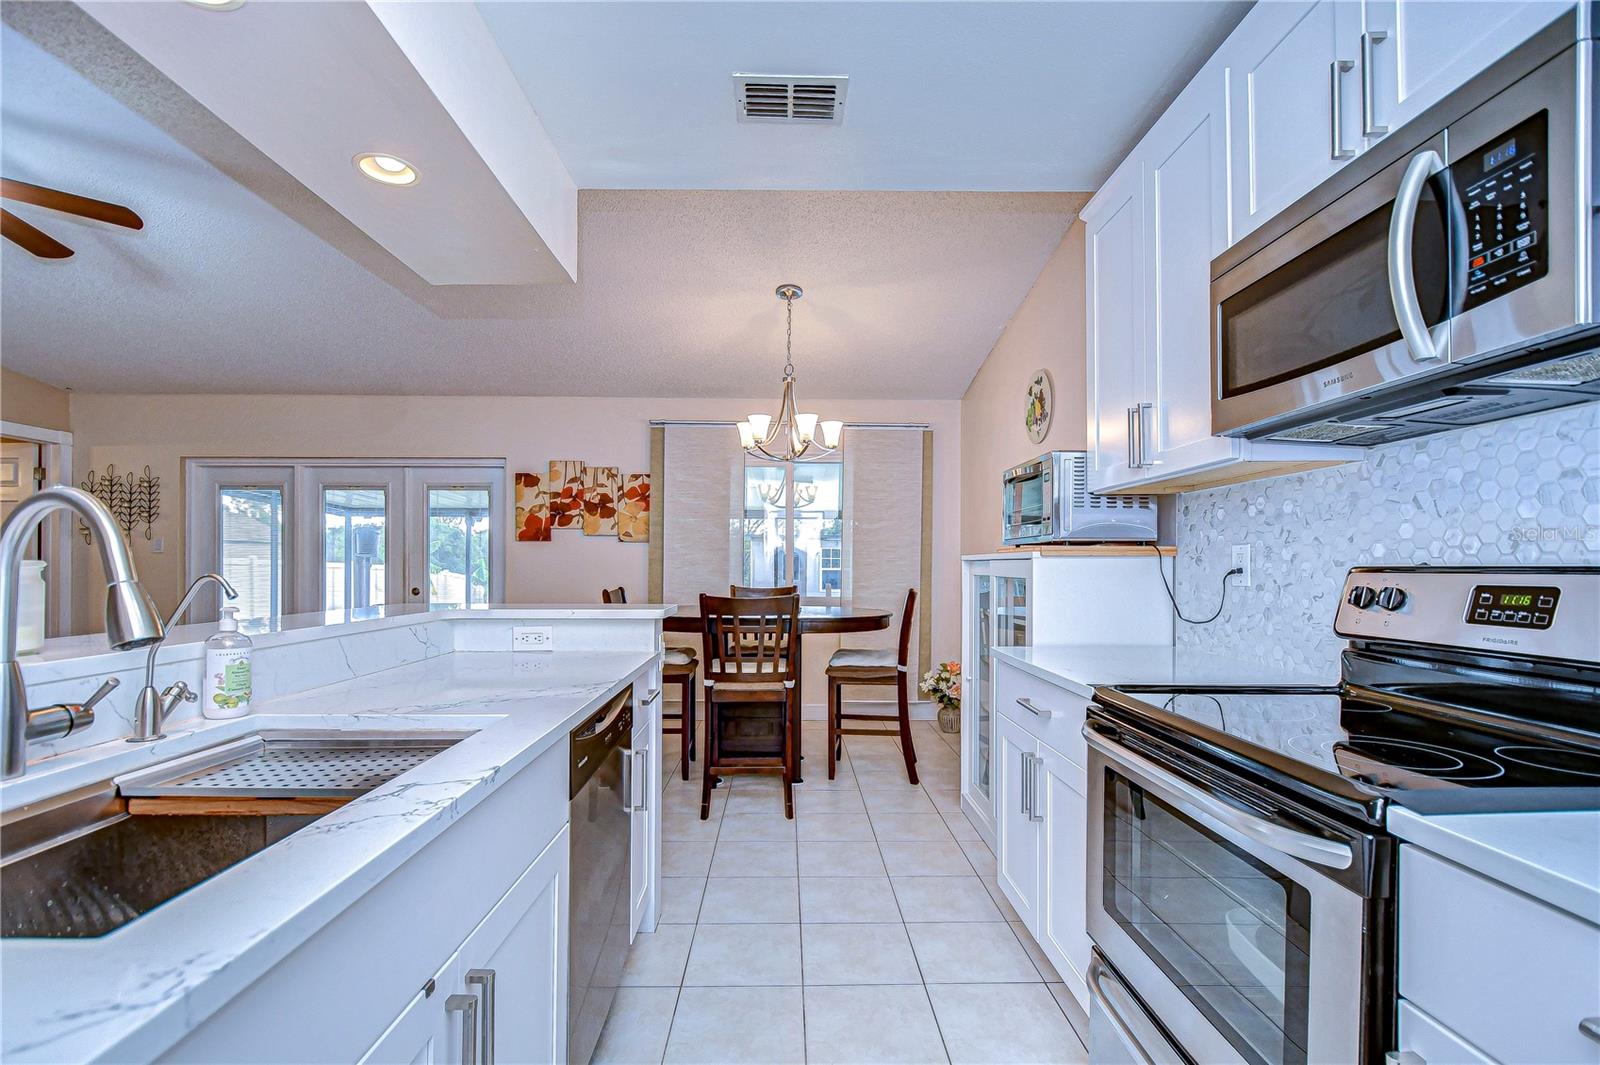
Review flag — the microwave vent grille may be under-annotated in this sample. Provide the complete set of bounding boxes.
[1488,349,1600,386]
[1268,421,1388,443]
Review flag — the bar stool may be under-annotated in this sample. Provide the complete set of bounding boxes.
[824,588,919,784]
[603,586,697,780]
[699,592,800,819]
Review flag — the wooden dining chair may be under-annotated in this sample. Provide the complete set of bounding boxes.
[603,586,698,780]
[698,592,800,819]
[825,588,919,784]
[730,584,797,597]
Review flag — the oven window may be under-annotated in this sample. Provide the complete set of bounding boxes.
[1007,471,1047,527]
[1104,773,1312,1065]
[1218,175,1451,399]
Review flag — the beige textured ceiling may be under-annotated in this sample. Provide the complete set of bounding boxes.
[1,3,1085,399]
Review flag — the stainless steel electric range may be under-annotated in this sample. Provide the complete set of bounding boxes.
[1082,566,1600,1065]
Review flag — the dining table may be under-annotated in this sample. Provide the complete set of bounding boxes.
[664,603,892,783]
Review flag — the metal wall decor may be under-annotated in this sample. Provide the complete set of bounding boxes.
[78,464,160,542]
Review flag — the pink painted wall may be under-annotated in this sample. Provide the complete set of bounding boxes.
[64,392,962,705]
[959,219,1088,554]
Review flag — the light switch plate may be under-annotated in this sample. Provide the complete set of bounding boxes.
[513,625,554,651]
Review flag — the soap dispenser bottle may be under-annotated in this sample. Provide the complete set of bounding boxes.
[202,606,253,719]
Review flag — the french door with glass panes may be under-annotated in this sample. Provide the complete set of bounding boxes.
[187,459,504,623]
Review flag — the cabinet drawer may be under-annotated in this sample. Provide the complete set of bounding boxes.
[994,660,1086,771]
[1400,845,1600,1065]
[1397,1000,1494,1065]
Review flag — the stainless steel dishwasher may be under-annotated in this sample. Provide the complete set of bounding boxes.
[567,687,632,1065]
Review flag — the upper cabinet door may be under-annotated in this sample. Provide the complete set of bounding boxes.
[1363,1,1575,137]
[1143,66,1234,475]
[1226,0,1365,243]
[1083,158,1146,489]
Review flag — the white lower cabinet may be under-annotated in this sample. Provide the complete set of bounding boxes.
[1037,747,1091,1010]
[1397,843,1600,1065]
[362,826,570,1065]
[992,658,1093,1009]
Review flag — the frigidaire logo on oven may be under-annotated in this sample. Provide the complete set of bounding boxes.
[1322,371,1355,389]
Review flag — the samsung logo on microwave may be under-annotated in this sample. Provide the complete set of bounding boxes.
[1321,371,1356,389]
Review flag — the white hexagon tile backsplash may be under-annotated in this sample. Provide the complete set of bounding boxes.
[1173,403,1600,673]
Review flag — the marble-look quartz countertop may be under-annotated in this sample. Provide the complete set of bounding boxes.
[1388,806,1600,925]
[0,649,653,1065]
[991,643,1335,700]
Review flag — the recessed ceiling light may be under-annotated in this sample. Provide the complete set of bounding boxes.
[354,153,419,187]
[185,0,245,10]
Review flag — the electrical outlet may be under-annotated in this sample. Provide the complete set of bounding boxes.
[1230,544,1253,587]
[513,625,554,651]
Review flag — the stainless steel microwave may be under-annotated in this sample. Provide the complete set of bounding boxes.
[1001,451,1156,546]
[1211,14,1600,446]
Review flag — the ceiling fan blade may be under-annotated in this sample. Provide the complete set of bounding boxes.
[1,208,74,259]
[0,178,143,230]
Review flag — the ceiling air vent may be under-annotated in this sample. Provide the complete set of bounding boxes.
[733,73,848,124]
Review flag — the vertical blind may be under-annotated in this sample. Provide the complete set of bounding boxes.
[655,423,930,684]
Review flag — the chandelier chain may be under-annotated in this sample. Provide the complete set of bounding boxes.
[783,291,795,379]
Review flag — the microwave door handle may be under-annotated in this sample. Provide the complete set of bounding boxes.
[1389,149,1446,363]
[1084,728,1354,870]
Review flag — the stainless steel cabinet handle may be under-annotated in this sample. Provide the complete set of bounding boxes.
[1580,1017,1600,1044]
[1384,1053,1425,1065]
[1125,407,1136,469]
[1136,403,1152,467]
[622,748,636,813]
[1015,697,1053,719]
[445,993,479,1065]
[1026,753,1043,823]
[1330,59,1356,159]
[1020,752,1033,818]
[644,687,662,705]
[466,969,496,1065]
[636,750,649,811]
[1388,149,1447,363]
[1361,30,1389,136]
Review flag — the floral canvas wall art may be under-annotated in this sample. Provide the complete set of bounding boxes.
[548,460,585,530]
[618,473,650,542]
[583,465,620,536]
[514,471,551,542]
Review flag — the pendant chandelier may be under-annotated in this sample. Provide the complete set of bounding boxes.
[738,284,842,462]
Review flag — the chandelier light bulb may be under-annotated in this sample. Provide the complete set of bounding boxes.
[746,414,773,440]
[795,413,819,443]
[820,420,844,449]
[737,421,756,449]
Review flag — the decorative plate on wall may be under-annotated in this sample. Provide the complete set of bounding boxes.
[1024,369,1053,444]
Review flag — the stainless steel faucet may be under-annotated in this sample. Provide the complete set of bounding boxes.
[0,486,165,779]
[130,573,238,743]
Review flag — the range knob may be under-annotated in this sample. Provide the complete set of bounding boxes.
[1376,586,1408,611]
[1347,586,1377,609]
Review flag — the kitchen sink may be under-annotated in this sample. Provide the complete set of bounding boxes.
[1,730,469,939]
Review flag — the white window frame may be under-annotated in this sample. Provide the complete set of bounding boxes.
[741,455,844,606]
[1,420,74,636]
[186,458,506,622]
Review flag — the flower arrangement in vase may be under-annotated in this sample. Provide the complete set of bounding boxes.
[920,660,962,734]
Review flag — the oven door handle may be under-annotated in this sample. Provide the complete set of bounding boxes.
[1088,953,1181,1065]
[1085,727,1354,870]
[1388,149,1446,364]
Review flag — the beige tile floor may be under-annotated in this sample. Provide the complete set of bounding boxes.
[594,717,1091,1065]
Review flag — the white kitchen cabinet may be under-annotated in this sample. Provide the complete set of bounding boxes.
[1364,1,1574,138]
[990,656,1093,1010]
[1226,0,1366,243]
[628,708,654,938]
[1083,155,1146,488]
[1037,743,1091,1013]
[359,828,570,1065]
[359,953,459,1065]
[994,709,1042,929]
[959,553,1172,848]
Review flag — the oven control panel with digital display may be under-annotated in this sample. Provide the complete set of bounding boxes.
[1455,110,1549,312]
[1465,585,1559,629]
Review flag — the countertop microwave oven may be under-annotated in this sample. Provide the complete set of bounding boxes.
[1210,12,1600,446]
[1001,451,1156,546]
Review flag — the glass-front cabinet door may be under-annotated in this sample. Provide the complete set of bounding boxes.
[971,574,994,805]
[996,576,1029,649]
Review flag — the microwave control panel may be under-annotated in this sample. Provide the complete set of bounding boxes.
[1456,109,1549,311]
